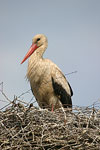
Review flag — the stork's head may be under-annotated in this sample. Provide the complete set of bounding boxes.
[21,34,48,64]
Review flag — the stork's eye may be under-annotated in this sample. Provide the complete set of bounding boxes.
[37,38,40,42]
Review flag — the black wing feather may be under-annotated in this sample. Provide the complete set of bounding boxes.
[68,82,73,96]
[52,77,72,108]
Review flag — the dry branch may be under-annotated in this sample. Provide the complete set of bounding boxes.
[0,99,100,150]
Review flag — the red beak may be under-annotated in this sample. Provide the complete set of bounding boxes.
[21,43,38,64]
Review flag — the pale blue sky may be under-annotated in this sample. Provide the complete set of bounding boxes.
[0,0,100,109]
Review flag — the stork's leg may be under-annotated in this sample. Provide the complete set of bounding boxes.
[51,104,54,112]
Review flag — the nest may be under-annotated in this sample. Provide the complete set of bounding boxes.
[0,101,100,150]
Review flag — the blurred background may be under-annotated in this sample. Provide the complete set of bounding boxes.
[0,0,100,109]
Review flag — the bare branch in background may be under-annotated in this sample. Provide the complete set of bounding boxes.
[0,82,3,93]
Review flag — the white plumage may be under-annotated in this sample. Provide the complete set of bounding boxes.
[21,34,73,111]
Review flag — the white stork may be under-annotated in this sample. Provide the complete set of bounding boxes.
[21,34,73,111]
